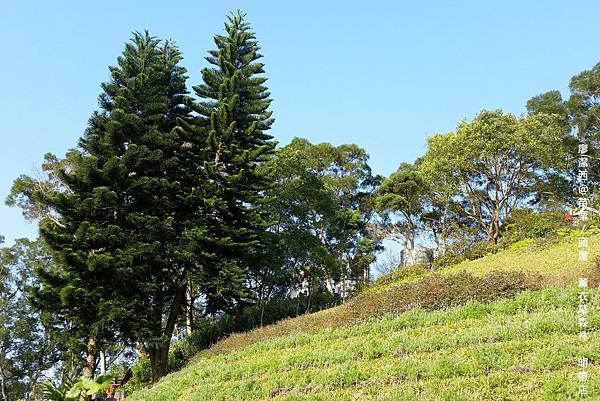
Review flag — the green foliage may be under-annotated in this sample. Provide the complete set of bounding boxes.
[260,137,380,296]
[126,283,600,401]
[39,375,113,401]
[422,110,569,244]
[173,10,278,317]
[14,30,193,381]
[372,264,430,287]
[9,12,600,399]
[528,60,600,189]
[375,163,427,265]
[65,374,114,400]
[355,270,544,315]
[38,379,71,401]
[500,208,567,248]
[0,238,62,400]
[568,61,600,186]
[527,90,569,121]
[121,356,152,394]
[431,252,465,269]
[167,291,340,374]
[508,238,534,250]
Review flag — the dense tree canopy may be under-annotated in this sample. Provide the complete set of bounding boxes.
[0,238,61,401]
[421,110,569,245]
[180,10,277,316]
[375,163,428,265]
[262,138,379,298]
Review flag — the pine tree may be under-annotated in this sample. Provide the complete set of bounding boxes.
[182,10,277,314]
[15,31,192,381]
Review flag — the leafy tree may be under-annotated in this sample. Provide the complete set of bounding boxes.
[568,61,600,146]
[262,138,379,300]
[0,238,61,401]
[261,140,340,300]
[527,62,600,199]
[422,110,568,244]
[416,157,467,258]
[526,90,569,123]
[525,90,575,206]
[375,163,428,266]
[299,140,381,284]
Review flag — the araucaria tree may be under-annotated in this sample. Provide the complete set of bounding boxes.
[10,31,192,381]
[181,10,277,315]
[422,110,568,244]
[9,11,279,383]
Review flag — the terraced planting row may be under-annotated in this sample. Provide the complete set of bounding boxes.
[129,286,599,400]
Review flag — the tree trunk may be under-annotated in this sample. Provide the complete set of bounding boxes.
[0,364,7,401]
[186,282,194,336]
[150,346,168,384]
[487,221,500,245]
[148,285,186,382]
[406,235,417,266]
[83,337,97,378]
[99,350,107,375]
[259,299,266,327]
[439,205,448,256]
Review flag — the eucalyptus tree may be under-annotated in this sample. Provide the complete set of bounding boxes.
[375,163,428,265]
[422,110,568,244]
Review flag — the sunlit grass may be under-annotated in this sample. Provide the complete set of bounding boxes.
[128,286,599,400]
[188,235,595,362]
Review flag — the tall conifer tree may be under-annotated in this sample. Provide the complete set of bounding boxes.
[182,11,277,314]
[14,32,192,381]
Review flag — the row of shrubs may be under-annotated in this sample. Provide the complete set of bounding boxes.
[347,270,548,320]
[163,265,600,372]
[133,269,543,386]
[126,209,600,389]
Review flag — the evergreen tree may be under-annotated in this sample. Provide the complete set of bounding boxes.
[9,31,192,381]
[181,10,277,315]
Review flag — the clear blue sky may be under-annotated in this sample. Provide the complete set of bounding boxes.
[1,0,599,245]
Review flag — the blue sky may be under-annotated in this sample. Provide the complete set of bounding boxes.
[1,0,599,245]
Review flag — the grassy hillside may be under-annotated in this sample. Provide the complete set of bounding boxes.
[127,235,600,400]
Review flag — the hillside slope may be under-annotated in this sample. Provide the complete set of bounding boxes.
[127,236,599,400]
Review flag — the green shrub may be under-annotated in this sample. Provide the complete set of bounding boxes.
[122,356,151,394]
[432,253,466,270]
[373,263,429,286]
[348,269,545,320]
[500,209,566,247]
[466,241,499,259]
[508,237,534,250]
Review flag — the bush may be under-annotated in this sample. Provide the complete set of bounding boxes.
[432,253,466,270]
[347,269,546,318]
[122,356,152,394]
[373,263,430,287]
[466,241,499,259]
[434,241,499,271]
[500,209,566,248]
